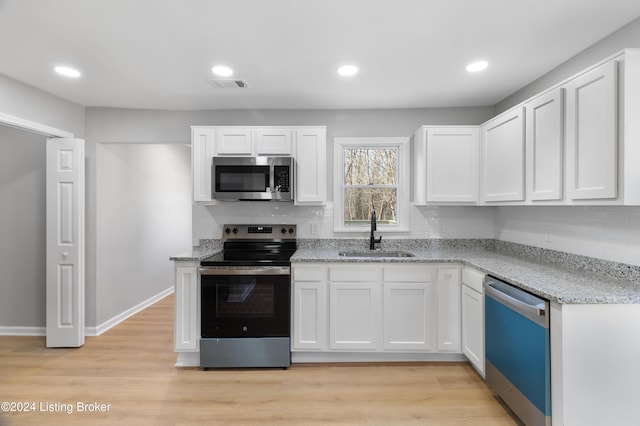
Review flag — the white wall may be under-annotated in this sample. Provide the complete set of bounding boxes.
[496,207,640,266]
[193,203,497,242]
[95,143,191,327]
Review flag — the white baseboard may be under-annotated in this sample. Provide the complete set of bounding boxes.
[292,352,468,363]
[0,326,45,336]
[85,287,174,337]
[0,288,173,337]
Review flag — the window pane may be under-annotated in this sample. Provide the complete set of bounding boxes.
[344,188,397,225]
[344,148,397,185]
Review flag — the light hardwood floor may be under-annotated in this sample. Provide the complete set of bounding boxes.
[0,294,519,425]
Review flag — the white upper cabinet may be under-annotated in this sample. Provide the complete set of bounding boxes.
[190,126,326,204]
[481,107,526,202]
[413,126,479,205]
[525,88,565,202]
[294,127,327,205]
[215,128,253,155]
[191,127,215,202]
[565,60,618,201]
[255,128,292,155]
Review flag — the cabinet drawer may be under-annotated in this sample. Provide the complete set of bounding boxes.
[293,265,327,281]
[329,265,380,282]
[462,266,485,293]
[383,265,434,282]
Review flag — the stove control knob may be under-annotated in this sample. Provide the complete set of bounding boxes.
[224,227,231,234]
[281,227,287,234]
[232,228,239,234]
[288,227,295,234]
[242,326,248,332]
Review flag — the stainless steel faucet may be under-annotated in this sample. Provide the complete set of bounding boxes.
[369,209,382,250]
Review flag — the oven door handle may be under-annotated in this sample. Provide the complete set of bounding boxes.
[199,266,290,276]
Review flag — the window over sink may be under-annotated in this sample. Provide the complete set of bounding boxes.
[334,137,410,232]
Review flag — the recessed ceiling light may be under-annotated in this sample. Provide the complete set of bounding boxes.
[466,60,489,73]
[54,66,81,78]
[211,65,234,77]
[337,65,359,77]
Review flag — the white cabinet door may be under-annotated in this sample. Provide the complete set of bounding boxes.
[329,282,381,350]
[526,88,565,201]
[462,284,485,377]
[295,127,326,205]
[292,281,328,350]
[174,263,199,351]
[383,282,434,351]
[255,129,292,155]
[481,107,525,202]
[413,127,428,206]
[565,60,618,200]
[191,127,214,202]
[436,266,461,352]
[426,127,480,203]
[216,128,253,155]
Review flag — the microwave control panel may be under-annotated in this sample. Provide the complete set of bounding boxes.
[274,166,290,192]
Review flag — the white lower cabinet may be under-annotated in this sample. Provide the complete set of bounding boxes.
[291,263,461,356]
[292,265,328,350]
[329,281,381,350]
[461,266,485,376]
[174,261,199,351]
[292,282,327,350]
[436,267,461,352]
[383,283,433,350]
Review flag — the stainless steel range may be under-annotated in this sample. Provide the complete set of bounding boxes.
[199,224,296,369]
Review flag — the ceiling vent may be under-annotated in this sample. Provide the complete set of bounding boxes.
[207,79,250,89]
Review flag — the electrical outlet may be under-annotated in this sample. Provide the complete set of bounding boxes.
[310,222,319,236]
[544,230,553,243]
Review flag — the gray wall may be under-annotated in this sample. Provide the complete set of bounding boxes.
[0,74,85,138]
[0,75,85,331]
[496,16,640,113]
[95,143,191,327]
[0,126,46,328]
[85,106,497,248]
[493,16,640,266]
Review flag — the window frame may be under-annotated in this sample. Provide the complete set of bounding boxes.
[333,137,410,233]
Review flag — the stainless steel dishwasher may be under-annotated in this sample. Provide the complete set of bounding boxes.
[484,276,551,426]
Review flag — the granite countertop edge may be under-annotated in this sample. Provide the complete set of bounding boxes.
[169,248,221,262]
[291,248,640,305]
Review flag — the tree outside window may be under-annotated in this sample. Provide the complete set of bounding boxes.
[343,147,398,226]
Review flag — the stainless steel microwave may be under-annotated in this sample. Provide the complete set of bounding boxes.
[211,156,294,201]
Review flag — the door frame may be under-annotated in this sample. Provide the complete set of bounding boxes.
[0,111,85,347]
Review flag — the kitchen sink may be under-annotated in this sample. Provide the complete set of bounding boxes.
[338,251,416,258]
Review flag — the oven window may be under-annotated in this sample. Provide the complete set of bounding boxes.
[216,165,269,192]
[201,274,290,338]
[217,277,274,317]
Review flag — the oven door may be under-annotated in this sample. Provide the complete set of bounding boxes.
[200,266,291,338]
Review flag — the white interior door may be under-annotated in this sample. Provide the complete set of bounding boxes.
[46,138,85,347]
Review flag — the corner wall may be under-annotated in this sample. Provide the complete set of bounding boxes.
[94,143,191,328]
[492,16,640,267]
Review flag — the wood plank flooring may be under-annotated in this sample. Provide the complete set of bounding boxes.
[0,294,519,425]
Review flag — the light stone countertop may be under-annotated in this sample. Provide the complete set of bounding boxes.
[291,247,640,305]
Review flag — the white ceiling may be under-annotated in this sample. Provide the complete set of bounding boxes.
[1,0,640,111]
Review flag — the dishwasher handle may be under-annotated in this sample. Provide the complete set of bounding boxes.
[484,277,549,328]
